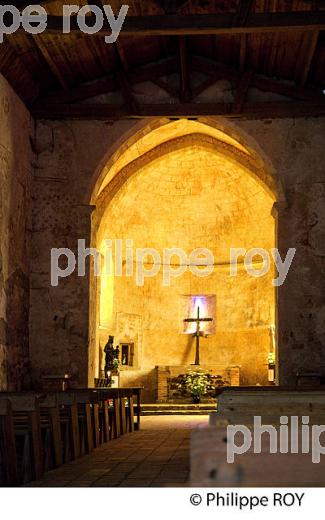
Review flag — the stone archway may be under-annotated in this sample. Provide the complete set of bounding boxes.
[88,118,283,399]
[88,117,285,205]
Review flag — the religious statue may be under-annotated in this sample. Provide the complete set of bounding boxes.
[104,335,120,376]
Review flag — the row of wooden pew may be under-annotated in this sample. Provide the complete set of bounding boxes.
[0,387,142,487]
[191,386,325,486]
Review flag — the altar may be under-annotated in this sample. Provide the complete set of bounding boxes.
[155,364,240,402]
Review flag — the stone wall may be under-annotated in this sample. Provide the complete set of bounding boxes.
[30,116,325,391]
[239,119,325,385]
[29,119,137,386]
[0,74,33,390]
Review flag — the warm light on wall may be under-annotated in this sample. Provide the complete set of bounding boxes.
[99,255,114,328]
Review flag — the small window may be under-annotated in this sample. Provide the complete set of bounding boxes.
[181,294,216,335]
[120,343,134,367]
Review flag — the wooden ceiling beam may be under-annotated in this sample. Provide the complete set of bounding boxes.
[131,56,178,84]
[234,0,255,27]
[239,34,247,72]
[152,78,179,97]
[30,100,325,120]
[295,30,319,86]
[191,55,325,102]
[42,77,118,104]
[31,35,70,90]
[115,41,130,72]
[116,69,139,113]
[114,42,140,113]
[179,36,191,102]
[42,11,325,36]
[0,38,40,102]
[33,53,324,108]
[191,72,225,98]
[232,69,254,114]
[35,57,178,104]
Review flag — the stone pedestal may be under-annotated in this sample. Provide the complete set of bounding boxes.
[155,364,240,402]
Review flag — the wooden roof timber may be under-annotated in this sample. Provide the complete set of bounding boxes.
[234,0,255,28]
[191,56,325,102]
[37,11,325,36]
[38,57,178,104]
[30,100,325,120]
[295,31,320,86]
[3,4,324,110]
[31,51,325,120]
[34,55,324,106]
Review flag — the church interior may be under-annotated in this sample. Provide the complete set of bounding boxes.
[1,0,325,489]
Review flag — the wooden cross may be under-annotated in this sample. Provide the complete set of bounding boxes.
[184,306,213,365]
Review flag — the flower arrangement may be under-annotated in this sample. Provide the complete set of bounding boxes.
[178,369,212,402]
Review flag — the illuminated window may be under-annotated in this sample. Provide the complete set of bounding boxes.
[181,294,216,335]
[120,343,134,367]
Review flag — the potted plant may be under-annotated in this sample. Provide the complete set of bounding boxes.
[182,369,211,403]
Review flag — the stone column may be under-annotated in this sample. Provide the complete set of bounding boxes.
[29,194,95,388]
[276,187,325,385]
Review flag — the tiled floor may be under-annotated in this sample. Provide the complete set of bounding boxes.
[28,415,209,487]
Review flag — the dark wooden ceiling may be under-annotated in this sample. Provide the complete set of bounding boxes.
[1,0,325,119]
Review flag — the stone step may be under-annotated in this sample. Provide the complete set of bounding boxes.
[142,403,216,409]
[141,409,213,416]
[141,403,216,415]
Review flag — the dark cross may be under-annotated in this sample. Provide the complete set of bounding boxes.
[184,306,213,365]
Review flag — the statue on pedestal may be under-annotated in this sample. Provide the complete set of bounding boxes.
[104,335,120,376]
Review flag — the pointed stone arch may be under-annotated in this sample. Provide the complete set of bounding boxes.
[89,117,286,208]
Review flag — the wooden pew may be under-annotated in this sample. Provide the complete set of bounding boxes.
[100,387,141,437]
[214,387,325,426]
[84,387,142,440]
[0,399,18,486]
[93,388,121,439]
[0,394,43,484]
[101,397,110,443]
[39,393,62,469]
[0,386,142,486]
[191,424,325,487]
[56,392,80,461]
[190,387,325,486]
[71,390,101,451]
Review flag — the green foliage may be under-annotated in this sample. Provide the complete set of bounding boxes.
[175,370,230,399]
[178,369,212,397]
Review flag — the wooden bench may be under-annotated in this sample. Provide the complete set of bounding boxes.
[0,394,43,484]
[55,391,80,462]
[190,387,325,486]
[39,393,63,470]
[0,399,18,486]
[213,387,325,426]
[191,424,325,486]
[84,387,142,439]
[0,386,142,486]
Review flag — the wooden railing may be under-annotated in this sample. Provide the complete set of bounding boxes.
[0,387,142,487]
